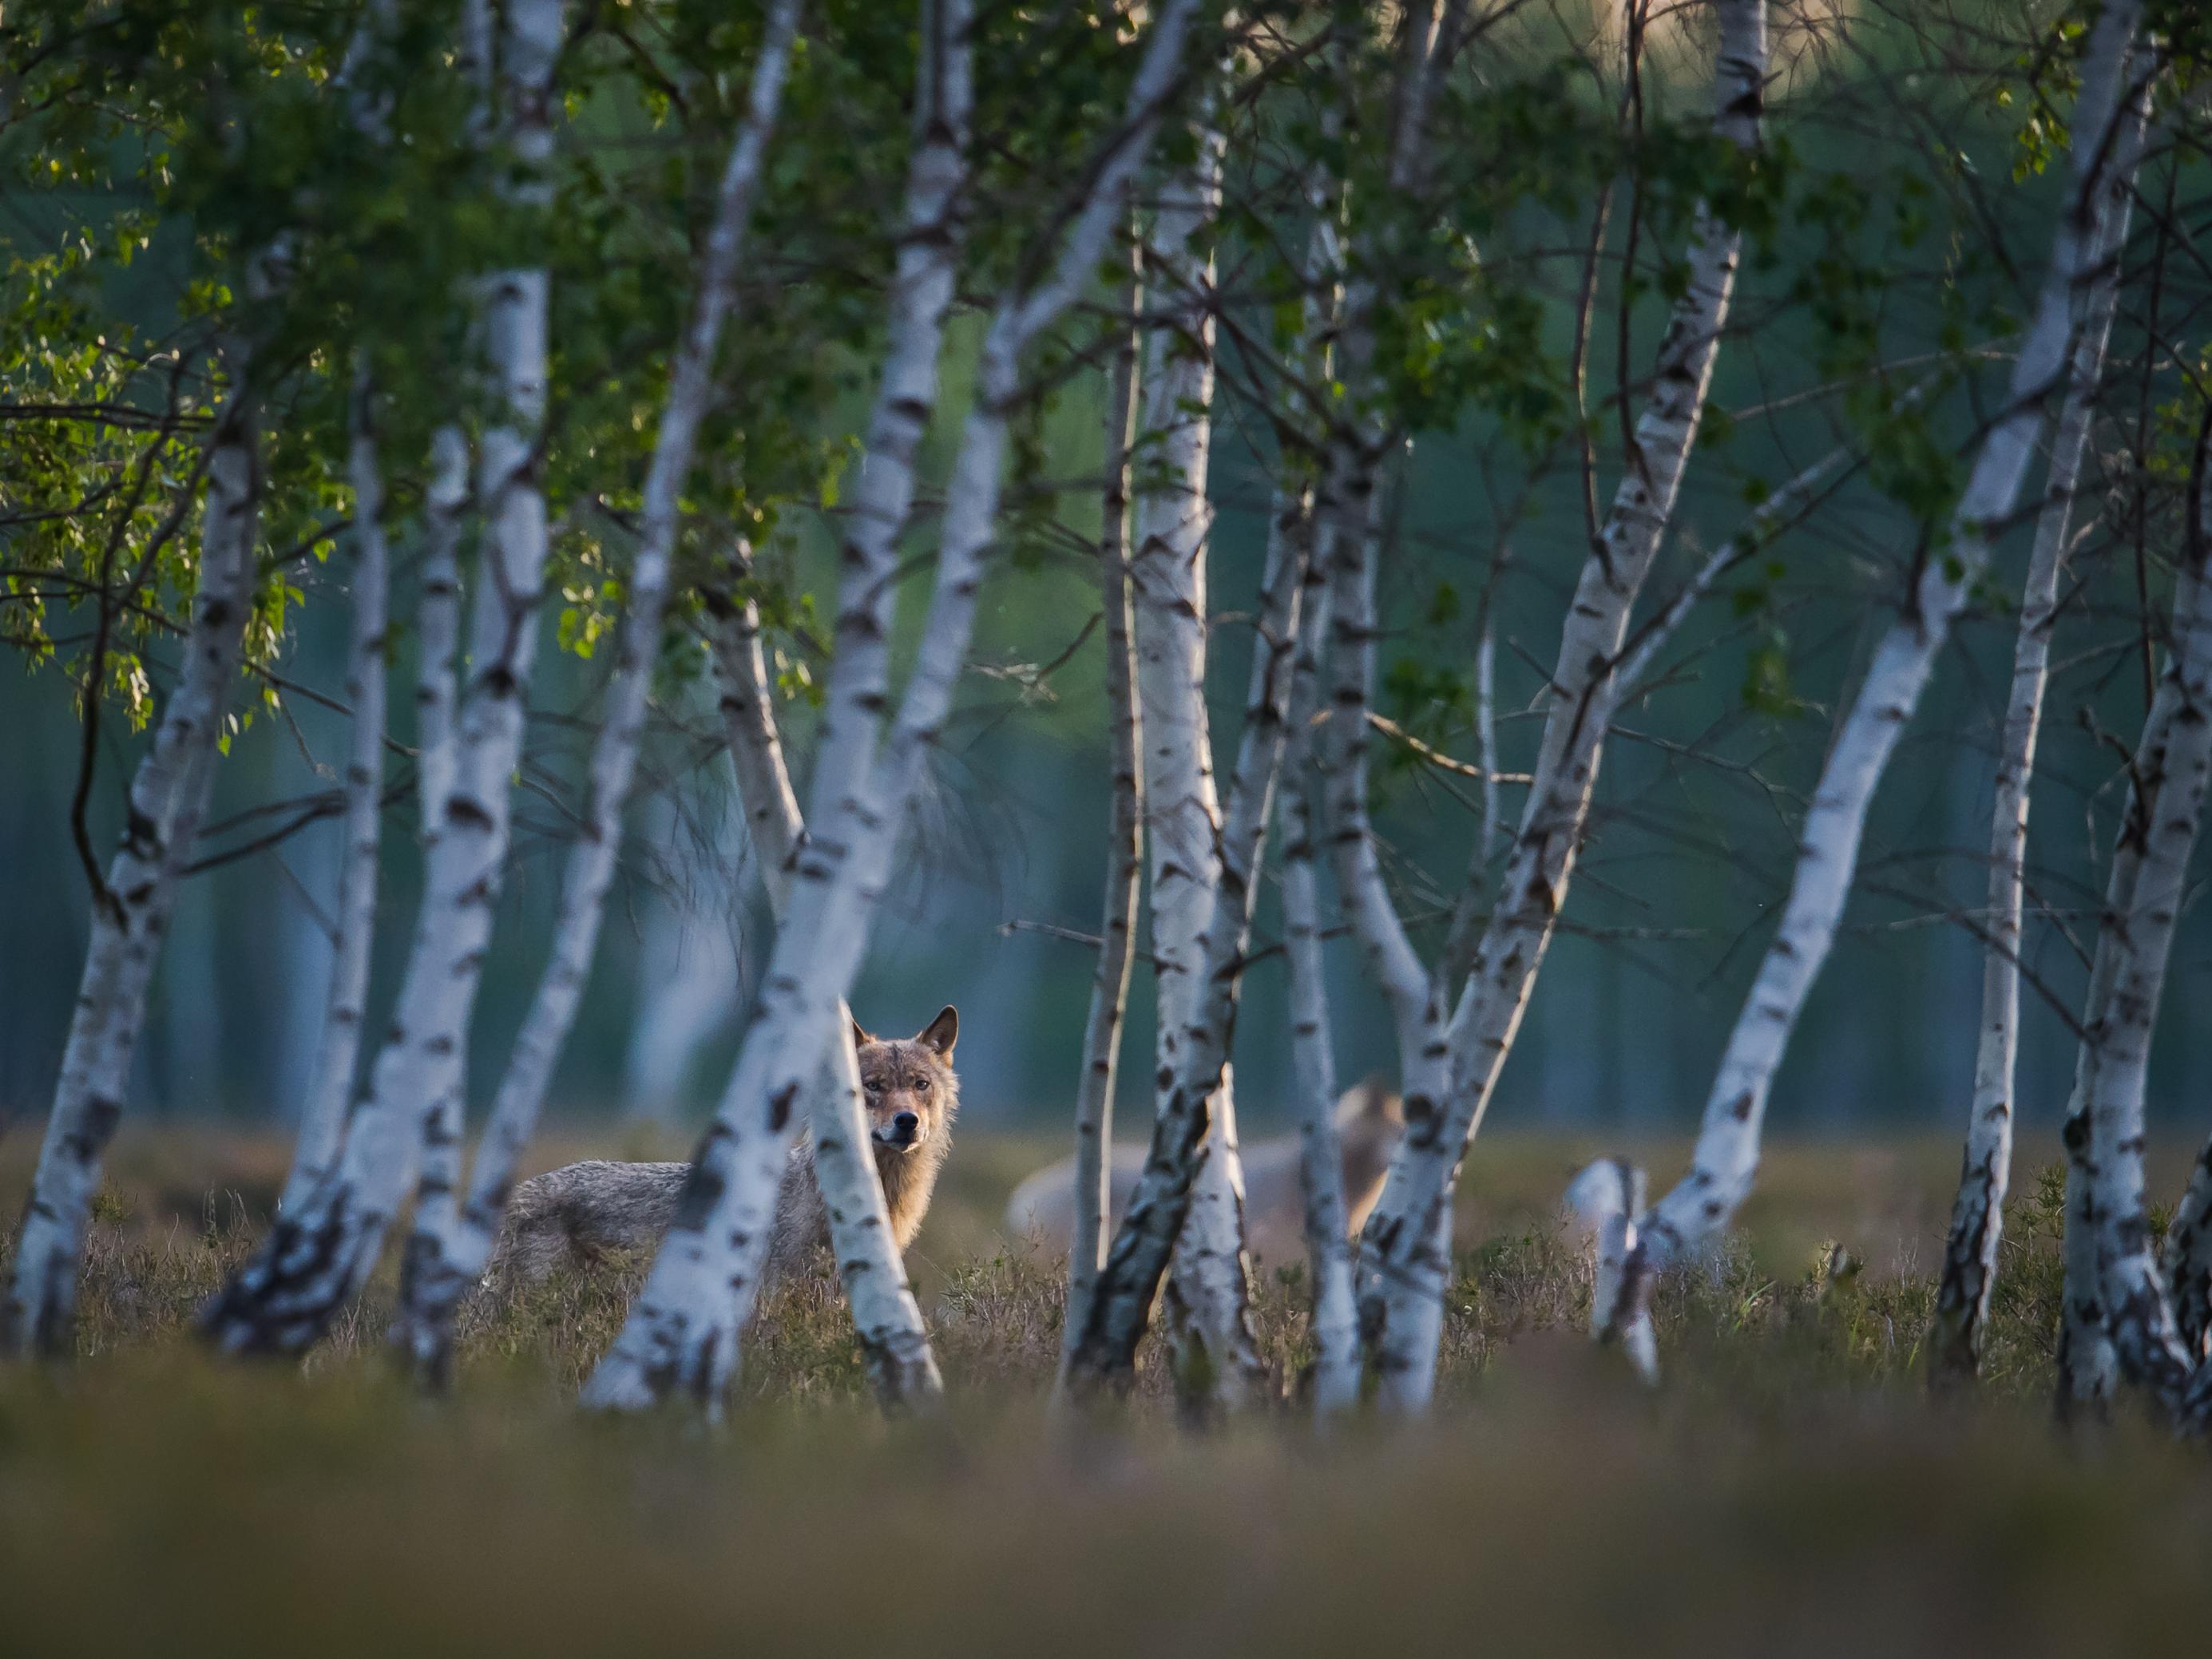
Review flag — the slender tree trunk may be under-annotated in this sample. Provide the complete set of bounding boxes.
[1057,250,1145,1388]
[1579,3,2149,1370]
[583,0,1199,1414]
[201,0,566,1356]
[2079,402,2212,1426]
[2,372,261,1358]
[1061,513,1303,1396]
[1348,0,1770,1412]
[282,371,391,1214]
[1124,118,1266,1411]
[1282,556,1361,1418]
[708,543,943,1412]
[390,0,804,1388]
[1931,121,2139,1385]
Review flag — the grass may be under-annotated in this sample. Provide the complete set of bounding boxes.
[1,1124,2209,1655]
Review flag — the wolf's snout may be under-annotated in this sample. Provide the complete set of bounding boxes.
[876,1111,923,1150]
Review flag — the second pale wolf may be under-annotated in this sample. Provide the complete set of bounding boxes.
[490,1008,960,1289]
[1002,1079,1403,1268]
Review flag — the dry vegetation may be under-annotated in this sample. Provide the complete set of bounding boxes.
[3,1126,2210,1653]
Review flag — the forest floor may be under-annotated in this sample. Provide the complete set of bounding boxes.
[1,1124,2209,1654]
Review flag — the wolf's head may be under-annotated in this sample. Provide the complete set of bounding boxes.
[851,1007,960,1160]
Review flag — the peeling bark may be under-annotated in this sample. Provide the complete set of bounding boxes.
[583,0,1199,1414]
[3,371,261,1359]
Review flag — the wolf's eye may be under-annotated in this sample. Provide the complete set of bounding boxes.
[912,1076,930,1093]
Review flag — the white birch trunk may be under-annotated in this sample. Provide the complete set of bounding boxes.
[1579,6,2148,1361]
[2,374,261,1357]
[1932,132,2137,1384]
[202,0,565,1355]
[1282,561,1362,1417]
[2078,407,2212,1426]
[584,0,1199,1414]
[1056,256,1145,1387]
[390,0,804,1385]
[1061,511,1303,1396]
[708,528,942,1410]
[2056,686,2167,1412]
[1350,0,1770,1412]
[1566,1157,1658,1383]
[1121,117,1266,1409]
[281,371,391,1215]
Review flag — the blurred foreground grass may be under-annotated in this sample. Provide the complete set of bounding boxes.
[2,1124,2209,1655]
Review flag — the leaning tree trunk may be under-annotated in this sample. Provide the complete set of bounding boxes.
[1930,106,2141,1385]
[1125,117,1267,1412]
[281,370,391,1214]
[2,372,261,1359]
[1346,0,1770,1412]
[1577,1,2149,1372]
[1056,251,1145,1390]
[389,0,804,1388]
[2076,400,2212,1427]
[582,0,1199,1415]
[201,0,565,1356]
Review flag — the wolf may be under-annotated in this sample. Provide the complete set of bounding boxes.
[488,1007,959,1289]
[1001,1078,1403,1269]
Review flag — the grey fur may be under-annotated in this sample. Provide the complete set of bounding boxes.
[489,1021,959,1293]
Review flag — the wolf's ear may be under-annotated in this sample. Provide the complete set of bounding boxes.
[849,1013,878,1053]
[917,1005,958,1058]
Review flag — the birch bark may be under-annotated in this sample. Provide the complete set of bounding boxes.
[1577,4,2149,1368]
[1348,0,1770,1411]
[1930,125,2138,1384]
[1056,254,1145,1387]
[2078,402,2212,1426]
[2,370,261,1358]
[390,0,804,1387]
[1120,117,1268,1408]
[1061,512,1303,1396]
[202,0,565,1356]
[281,372,391,1215]
[584,0,1199,1414]
[1282,557,1362,1417]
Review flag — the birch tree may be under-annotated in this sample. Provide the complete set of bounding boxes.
[388,0,806,1388]
[583,0,1205,1415]
[1056,251,1146,1392]
[2063,399,2212,1429]
[1571,1,2152,1374]
[2,364,261,1357]
[1128,113,1268,1408]
[203,0,568,1355]
[1929,105,2142,1384]
[1319,0,1772,1410]
[1059,478,1304,1397]
[279,375,393,1215]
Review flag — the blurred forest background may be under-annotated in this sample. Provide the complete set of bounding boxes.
[2,0,2206,1151]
